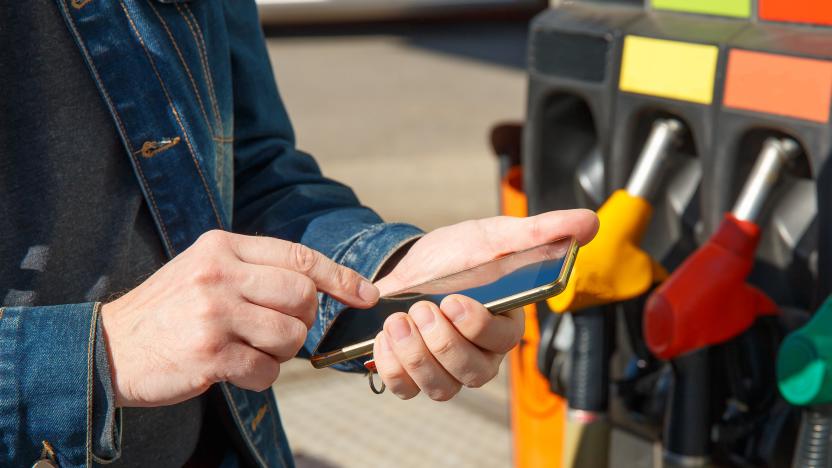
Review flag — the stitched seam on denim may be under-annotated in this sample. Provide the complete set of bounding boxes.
[367,230,424,282]
[264,395,284,457]
[56,0,175,254]
[120,0,225,230]
[0,308,4,321]
[219,383,269,468]
[177,3,227,196]
[318,225,381,331]
[176,3,223,137]
[145,0,215,137]
[86,303,102,468]
[334,223,424,316]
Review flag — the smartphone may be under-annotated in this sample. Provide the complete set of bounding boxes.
[310,236,578,369]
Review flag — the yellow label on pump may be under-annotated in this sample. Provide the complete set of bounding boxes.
[619,36,719,105]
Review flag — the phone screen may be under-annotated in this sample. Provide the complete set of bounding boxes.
[313,237,575,359]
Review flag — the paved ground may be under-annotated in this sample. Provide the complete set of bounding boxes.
[265,21,529,468]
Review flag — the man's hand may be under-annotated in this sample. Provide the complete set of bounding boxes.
[372,209,598,401]
[101,230,379,408]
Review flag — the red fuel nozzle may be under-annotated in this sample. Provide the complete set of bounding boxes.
[643,137,798,360]
[643,214,777,360]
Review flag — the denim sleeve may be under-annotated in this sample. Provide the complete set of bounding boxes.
[91,309,121,464]
[0,302,119,468]
[223,0,424,371]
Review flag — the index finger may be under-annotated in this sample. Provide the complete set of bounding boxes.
[487,209,599,253]
[226,233,379,307]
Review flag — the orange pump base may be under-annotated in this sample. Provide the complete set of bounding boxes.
[502,167,566,468]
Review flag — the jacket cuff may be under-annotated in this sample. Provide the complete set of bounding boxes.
[91,306,121,463]
[0,303,101,467]
[303,222,424,372]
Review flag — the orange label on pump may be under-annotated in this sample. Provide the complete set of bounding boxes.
[723,49,832,123]
[759,0,832,27]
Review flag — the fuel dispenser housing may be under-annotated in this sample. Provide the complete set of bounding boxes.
[519,0,832,466]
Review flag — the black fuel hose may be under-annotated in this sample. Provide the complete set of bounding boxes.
[568,308,611,412]
[664,349,710,467]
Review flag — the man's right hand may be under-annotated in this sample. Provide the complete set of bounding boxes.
[100,230,379,408]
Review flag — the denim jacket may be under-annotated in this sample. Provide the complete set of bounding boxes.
[0,0,423,466]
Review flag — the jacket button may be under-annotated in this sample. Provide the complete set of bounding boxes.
[32,459,57,468]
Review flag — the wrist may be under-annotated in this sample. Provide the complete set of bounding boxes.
[374,238,418,282]
[99,302,127,407]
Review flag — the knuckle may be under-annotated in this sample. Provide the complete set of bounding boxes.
[190,323,227,358]
[529,216,544,243]
[392,387,419,400]
[287,318,308,354]
[196,229,229,249]
[290,243,318,273]
[426,384,460,402]
[191,258,225,286]
[333,267,359,293]
[193,296,223,322]
[495,320,524,354]
[255,361,281,391]
[190,374,215,393]
[380,365,407,385]
[463,318,489,343]
[289,276,318,326]
[400,350,429,371]
[510,323,524,349]
[430,336,455,359]
[514,312,526,339]
[236,355,257,377]
[493,337,515,355]
[296,276,318,307]
[463,366,498,389]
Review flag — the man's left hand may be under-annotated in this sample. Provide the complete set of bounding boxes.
[371,209,598,400]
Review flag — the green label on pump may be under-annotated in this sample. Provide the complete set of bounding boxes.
[651,0,751,18]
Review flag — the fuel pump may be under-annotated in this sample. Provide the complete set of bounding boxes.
[777,296,832,468]
[643,137,799,466]
[548,118,684,467]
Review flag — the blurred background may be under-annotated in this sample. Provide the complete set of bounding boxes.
[262,2,542,467]
[262,0,832,467]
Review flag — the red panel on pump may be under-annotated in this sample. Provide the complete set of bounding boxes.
[759,0,832,27]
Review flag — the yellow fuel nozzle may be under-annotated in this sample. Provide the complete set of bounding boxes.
[548,190,667,312]
[548,118,683,313]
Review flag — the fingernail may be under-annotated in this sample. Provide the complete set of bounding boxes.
[387,315,412,342]
[410,303,435,333]
[443,297,467,323]
[358,280,379,303]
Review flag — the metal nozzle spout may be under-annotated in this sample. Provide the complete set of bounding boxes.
[625,118,685,201]
[731,137,801,223]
